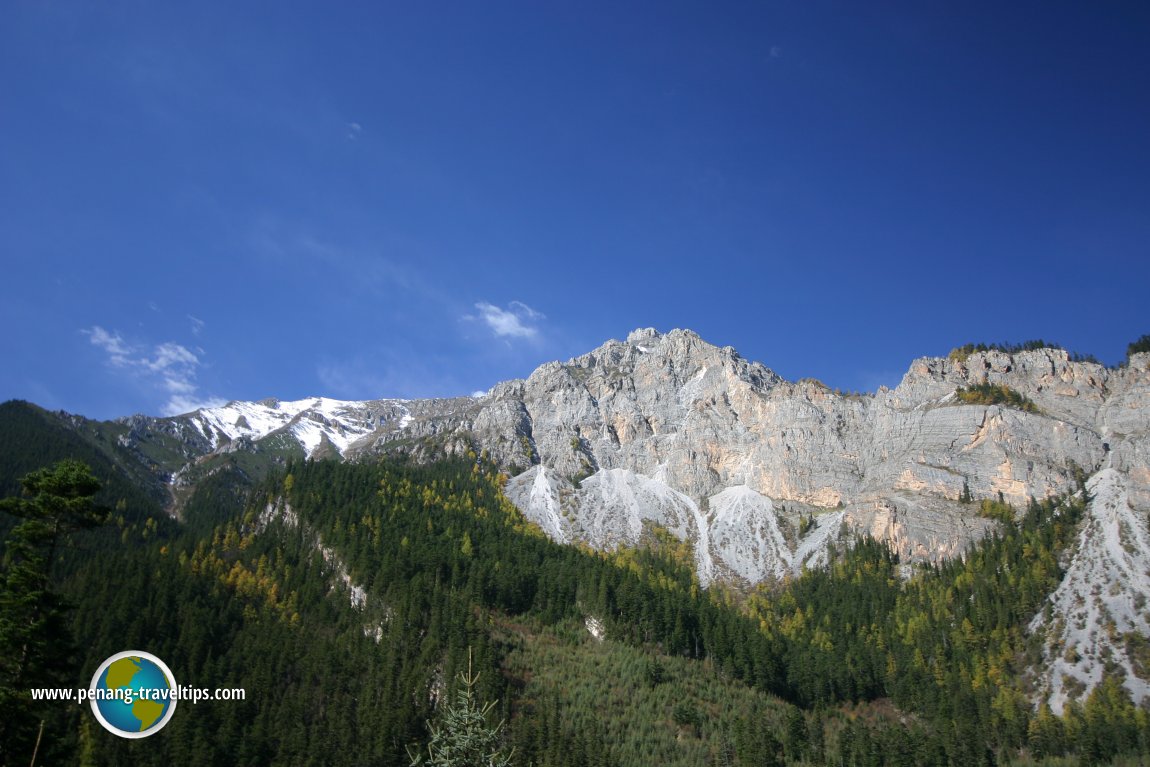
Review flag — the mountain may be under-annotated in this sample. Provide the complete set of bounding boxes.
[6,328,1150,714]
[103,329,1148,569]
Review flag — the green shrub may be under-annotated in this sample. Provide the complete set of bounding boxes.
[954,383,1040,413]
[1127,334,1150,360]
[948,340,1100,365]
[949,340,1059,362]
[978,498,1015,523]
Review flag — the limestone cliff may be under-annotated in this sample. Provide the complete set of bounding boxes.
[354,330,1145,588]
[105,327,1150,709]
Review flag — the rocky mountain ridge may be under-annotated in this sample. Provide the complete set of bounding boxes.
[115,330,1149,578]
[87,328,1150,711]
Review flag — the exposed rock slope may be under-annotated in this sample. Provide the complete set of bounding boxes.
[62,328,1150,708]
[451,329,1134,582]
[114,329,1148,588]
[1029,467,1150,712]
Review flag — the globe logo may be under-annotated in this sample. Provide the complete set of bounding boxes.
[89,651,178,738]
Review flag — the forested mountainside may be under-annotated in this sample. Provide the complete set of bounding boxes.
[81,330,1150,593]
[3,445,1150,765]
[8,328,1150,716]
[3,330,1150,765]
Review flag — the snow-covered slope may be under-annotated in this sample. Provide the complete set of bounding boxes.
[187,397,411,456]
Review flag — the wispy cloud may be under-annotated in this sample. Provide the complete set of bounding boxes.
[769,45,783,59]
[470,301,545,340]
[87,326,134,366]
[188,314,205,336]
[83,326,225,416]
[509,300,544,320]
[347,121,362,140]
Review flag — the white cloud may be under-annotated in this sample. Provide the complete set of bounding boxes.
[509,300,544,320]
[146,342,199,373]
[85,326,133,366]
[471,301,544,339]
[84,326,225,416]
[188,315,205,336]
[770,45,782,58]
[347,122,362,140]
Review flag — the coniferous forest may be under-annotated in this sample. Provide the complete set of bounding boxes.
[2,422,1150,765]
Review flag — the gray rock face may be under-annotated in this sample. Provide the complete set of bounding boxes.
[380,331,1142,581]
[112,329,1150,707]
[137,330,1146,589]
[1028,468,1150,713]
[491,333,1150,709]
[127,331,1148,589]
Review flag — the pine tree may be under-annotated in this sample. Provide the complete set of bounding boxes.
[0,460,106,767]
[1127,334,1150,360]
[409,651,513,767]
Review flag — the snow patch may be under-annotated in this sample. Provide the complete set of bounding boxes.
[187,396,409,459]
[677,366,711,409]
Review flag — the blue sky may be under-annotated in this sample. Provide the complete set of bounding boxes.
[2,1,1147,419]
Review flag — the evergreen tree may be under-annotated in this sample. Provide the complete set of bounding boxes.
[409,652,513,767]
[1127,333,1150,360]
[0,460,105,767]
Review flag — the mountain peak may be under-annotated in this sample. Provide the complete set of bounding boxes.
[30,328,1150,715]
[626,327,659,343]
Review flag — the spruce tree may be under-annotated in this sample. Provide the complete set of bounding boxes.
[409,652,513,767]
[0,460,106,767]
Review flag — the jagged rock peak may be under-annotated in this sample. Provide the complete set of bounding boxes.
[626,327,659,343]
[553,327,783,394]
[87,330,1150,713]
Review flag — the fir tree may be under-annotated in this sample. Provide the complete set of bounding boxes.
[409,651,513,767]
[1127,333,1150,360]
[0,460,106,767]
